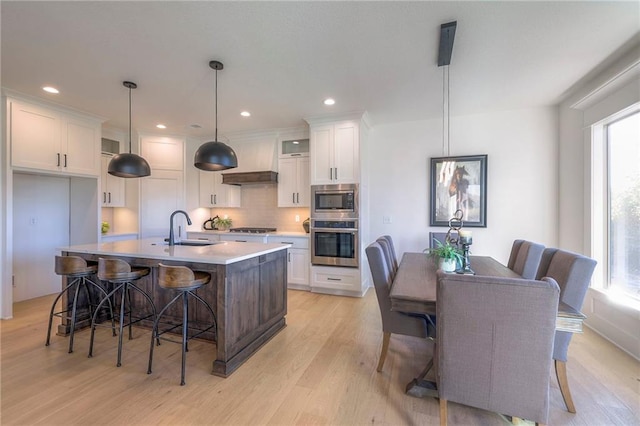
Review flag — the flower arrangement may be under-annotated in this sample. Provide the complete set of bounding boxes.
[424,239,463,272]
[214,216,232,230]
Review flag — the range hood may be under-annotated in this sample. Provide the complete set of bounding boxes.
[222,171,278,185]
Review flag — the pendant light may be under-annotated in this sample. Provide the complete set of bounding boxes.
[438,21,457,157]
[108,81,151,178]
[194,60,238,171]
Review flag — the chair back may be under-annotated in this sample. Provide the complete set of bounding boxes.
[436,271,559,425]
[365,242,427,338]
[429,232,458,249]
[376,237,397,281]
[379,235,399,273]
[536,248,597,361]
[507,239,545,279]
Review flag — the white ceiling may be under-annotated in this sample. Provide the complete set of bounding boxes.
[2,1,639,139]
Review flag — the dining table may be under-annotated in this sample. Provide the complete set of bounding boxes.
[389,252,586,397]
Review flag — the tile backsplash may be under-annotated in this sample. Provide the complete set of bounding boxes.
[210,184,309,233]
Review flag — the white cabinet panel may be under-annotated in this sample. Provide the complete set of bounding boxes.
[140,135,184,171]
[64,118,100,175]
[199,171,241,207]
[309,121,359,184]
[277,157,309,207]
[9,99,100,176]
[101,154,125,207]
[140,170,185,239]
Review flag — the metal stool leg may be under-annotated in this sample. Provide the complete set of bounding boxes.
[67,280,83,353]
[148,292,182,375]
[181,292,188,386]
[116,283,128,367]
[89,282,122,358]
[46,278,78,347]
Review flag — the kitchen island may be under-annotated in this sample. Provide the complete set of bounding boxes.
[59,238,289,377]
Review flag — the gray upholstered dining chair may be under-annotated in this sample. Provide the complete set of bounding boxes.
[365,241,429,372]
[536,248,597,413]
[436,271,560,426]
[507,239,545,279]
[376,236,398,279]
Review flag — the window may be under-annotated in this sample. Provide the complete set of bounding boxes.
[606,111,640,300]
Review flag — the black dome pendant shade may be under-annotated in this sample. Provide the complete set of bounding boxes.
[108,81,151,178]
[194,60,238,171]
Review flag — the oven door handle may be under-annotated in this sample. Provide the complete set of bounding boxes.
[311,228,358,233]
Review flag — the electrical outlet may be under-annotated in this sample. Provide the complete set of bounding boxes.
[383,215,392,224]
[295,215,300,222]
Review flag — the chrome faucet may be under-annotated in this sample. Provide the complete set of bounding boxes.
[168,210,192,246]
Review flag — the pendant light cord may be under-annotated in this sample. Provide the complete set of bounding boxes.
[441,65,451,157]
[128,85,132,154]
[215,67,218,142]
[447,65,451,157]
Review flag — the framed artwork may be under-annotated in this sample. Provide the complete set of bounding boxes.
[430,154,487,227]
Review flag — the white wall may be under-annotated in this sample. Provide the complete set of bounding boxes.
[367,106,559,264]
[559,41,640,360]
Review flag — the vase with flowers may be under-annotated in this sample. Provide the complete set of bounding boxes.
[424,239,464,272]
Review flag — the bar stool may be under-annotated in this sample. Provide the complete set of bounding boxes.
[47,255,116,353]
[147,263,217,386]
[88,258,157,367]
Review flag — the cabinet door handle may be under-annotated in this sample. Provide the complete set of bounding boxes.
[291,153,301,157]
[235,240,247,243]
[334,167,337,180]
[329,167,333,180]
[64,154,67,167]
[296,193,299,203]
[327,277,342,282]
[211,194,214,205]
[214,194,217,205]
[103,192,106,203]
[292,193,295,203]
[57,153,61,167]
[108,192,111,203]
[288,253,291,262]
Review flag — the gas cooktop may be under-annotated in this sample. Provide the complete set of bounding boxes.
[228,227,277,234]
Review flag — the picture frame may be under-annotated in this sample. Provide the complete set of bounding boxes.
[430,154,487,227]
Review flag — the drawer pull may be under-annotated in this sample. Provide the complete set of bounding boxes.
[327,277,342,282]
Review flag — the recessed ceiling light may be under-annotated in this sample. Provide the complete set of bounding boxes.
[156,124,167,129]
[240,111,251,117]
[324,98,335,106]
[43,86,59,94]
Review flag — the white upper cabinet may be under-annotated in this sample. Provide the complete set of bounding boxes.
[309,120,359,184]
[199,171,241,208]
[101,154,125,207]
[140,134,185,171]
[9,98,101,176]
[277,157,309,207]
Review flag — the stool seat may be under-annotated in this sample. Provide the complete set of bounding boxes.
[157,264,210,290]
[55,256,98,277]
[47,256,115,353]
[89,258,156,367]
[98,258,150,282]
[148,263,216,385]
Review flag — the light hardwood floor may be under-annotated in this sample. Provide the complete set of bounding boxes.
[1,290,638,425]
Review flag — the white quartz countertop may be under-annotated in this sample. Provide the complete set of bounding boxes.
[190,230,309,238]
[59,238,290,265]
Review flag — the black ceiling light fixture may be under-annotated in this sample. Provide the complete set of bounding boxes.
[438,21,457,157]
[108,81,151,178]
[194,60,238,171]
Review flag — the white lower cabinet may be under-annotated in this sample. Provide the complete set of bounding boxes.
[310,265,365,297]
[186,232,221,243]
[269,236,310,290]
[219,234,268,244]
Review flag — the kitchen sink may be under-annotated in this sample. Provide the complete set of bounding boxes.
[152,239,222,246]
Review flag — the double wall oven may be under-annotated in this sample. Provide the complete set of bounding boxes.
[310,184,359,268]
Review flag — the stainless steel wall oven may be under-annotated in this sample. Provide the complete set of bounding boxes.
[310,219,359,267]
